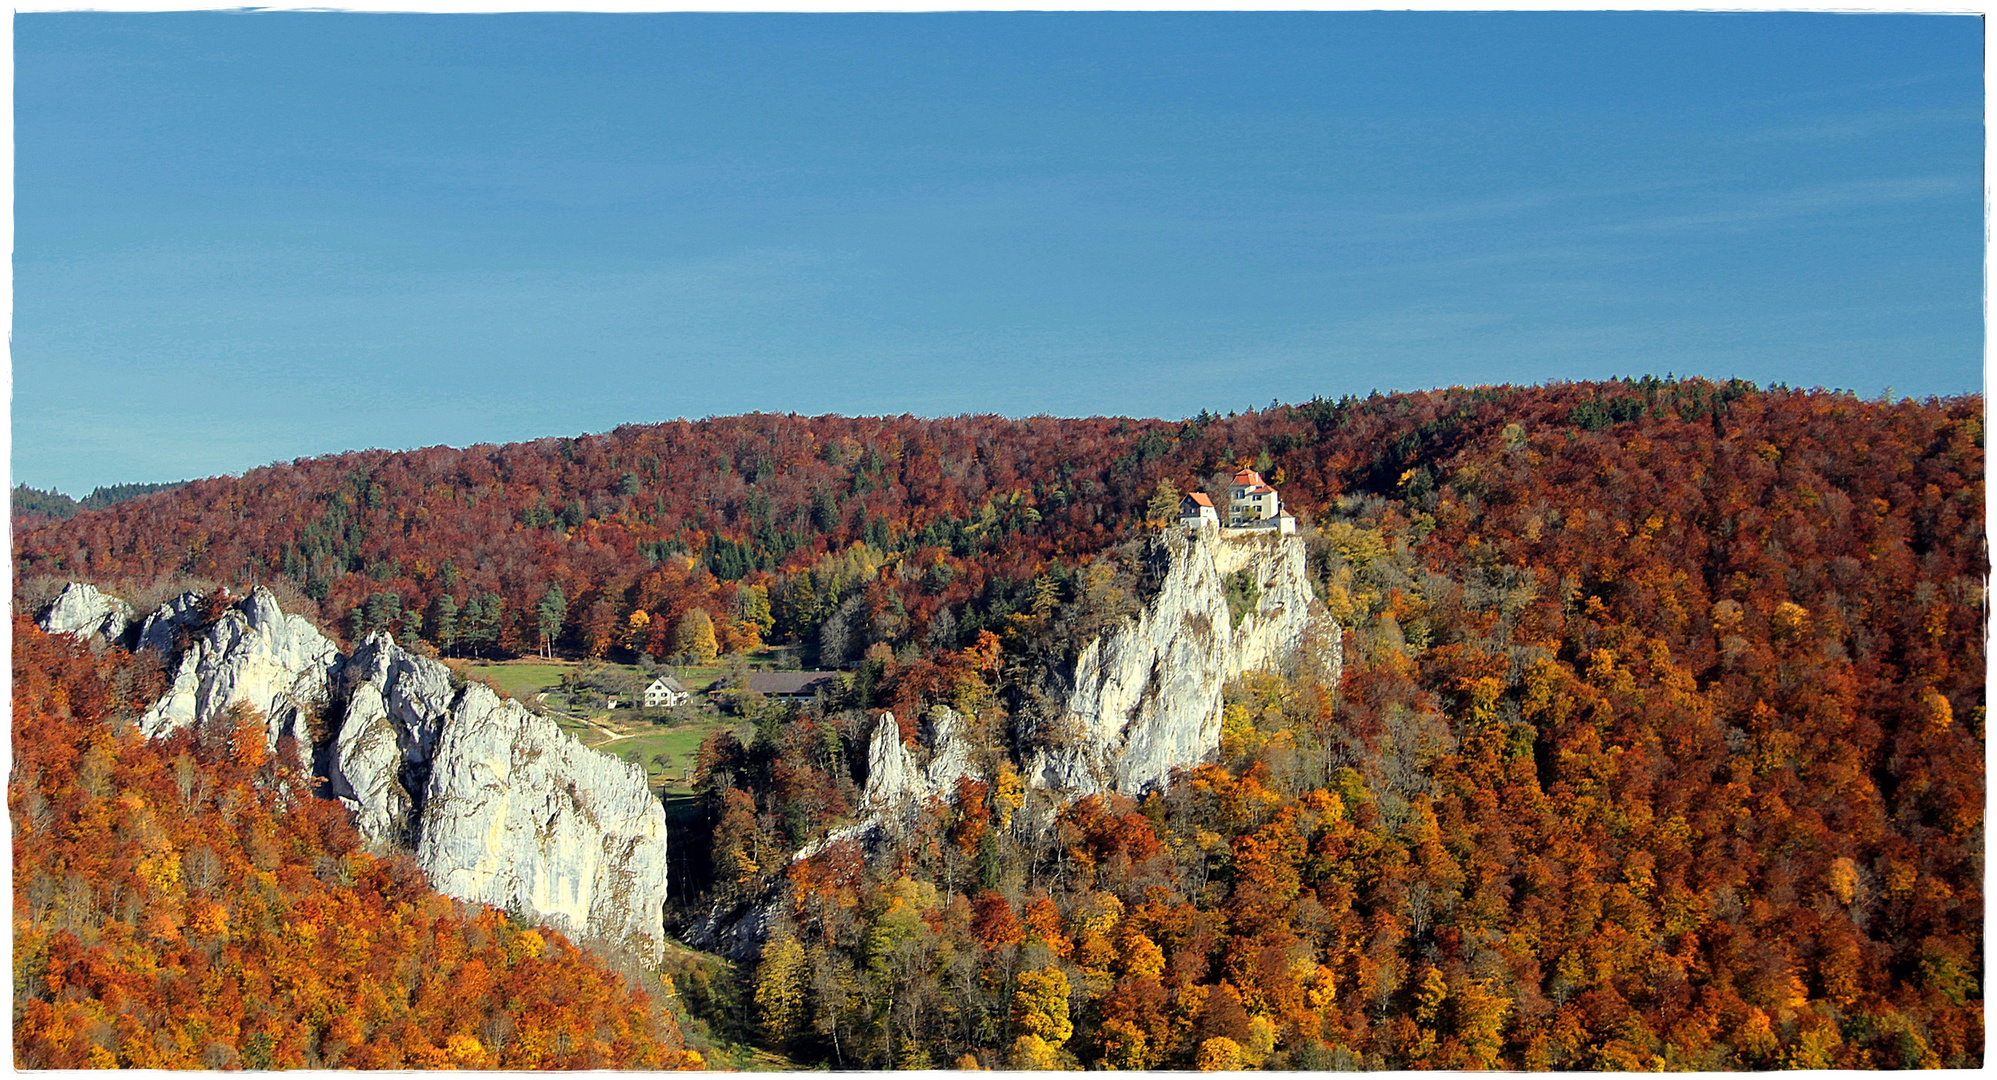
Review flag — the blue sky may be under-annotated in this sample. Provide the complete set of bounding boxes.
[14,12,1984,496]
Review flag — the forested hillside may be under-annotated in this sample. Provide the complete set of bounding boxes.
[15,378,1985,1068]
[11,620,702,1070]
[11,481,188,526]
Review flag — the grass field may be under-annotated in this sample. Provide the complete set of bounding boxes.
[466,643,800,704]
[466,662,574,702]
[596,721,740,790]
[466,658,744,796]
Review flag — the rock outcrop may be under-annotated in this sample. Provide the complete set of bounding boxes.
[318,635,670,962]
[1032,528,1340,795]
[136,591,208,656]
[682,898,778,962]
[923,706,978,794]
[1025,744,1099,795]
[135,587,343,753]
[329,633,457,844]
[38,582,134,645]
[689,703,982,960]
[858,705,983,817]
[35,581,671,965]
[859,713,925,813]
[415,684,670,962]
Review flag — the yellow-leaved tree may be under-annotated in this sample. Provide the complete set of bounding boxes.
[1013,965,1073,1047]
[754,935,809,1046]
[1145,478,1182,527]
[673,609,719,663]
[1009,1035,1058,1070]
[1196,1037,1242,1071]
[621,609,652,652]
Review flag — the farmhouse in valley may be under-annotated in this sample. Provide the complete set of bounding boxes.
[643,676,690,708]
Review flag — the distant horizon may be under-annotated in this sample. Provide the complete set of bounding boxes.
[15,12,1983,496]
[14,374,1975,501]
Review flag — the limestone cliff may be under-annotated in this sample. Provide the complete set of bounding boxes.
[37,582,670,965]
[327,638,670,962]
[923,705,979,794]
[1031,528,1340,795]
[415,684,670,963]
[134,587,343,754]
[136,591,208,656]
[329,633,457,844]
[859,712,925,813]
[39,582,135,646]
[858,704,982,818]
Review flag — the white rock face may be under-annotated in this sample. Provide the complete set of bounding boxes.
[136,591,207,656]
[330,633,458,843]
[859,706,985,816]
[859,712,924,812]
[319,634,671,962]
[39,583,134,645]
[415,684,670,962]
[924,705,978,795]
[1035,528,1340,795]
[135,587,343,754]
[1026,744,1103,796]
[48,580,672,964]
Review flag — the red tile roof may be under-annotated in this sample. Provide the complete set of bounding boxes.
[1232,468,1277,497]
[1184,492,1214,507]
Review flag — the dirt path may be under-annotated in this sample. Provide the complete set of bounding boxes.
[590,728,646,747]
[567,715,663,751]
[544,705,625,746]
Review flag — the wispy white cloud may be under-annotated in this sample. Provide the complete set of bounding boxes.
[1740,106,1980,145]
[1596,175,1975,236]
[1327,181,1695,234]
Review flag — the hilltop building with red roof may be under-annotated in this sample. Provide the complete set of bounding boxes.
[1178,491,1220,529]
[1226,468,1297,534]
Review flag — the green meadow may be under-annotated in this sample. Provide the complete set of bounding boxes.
[464,657,745,795]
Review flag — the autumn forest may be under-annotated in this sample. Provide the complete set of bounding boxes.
[12,377,1985,1069]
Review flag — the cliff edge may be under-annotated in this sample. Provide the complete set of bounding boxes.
[1033,527,1340,795]
[37,586,671,964]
